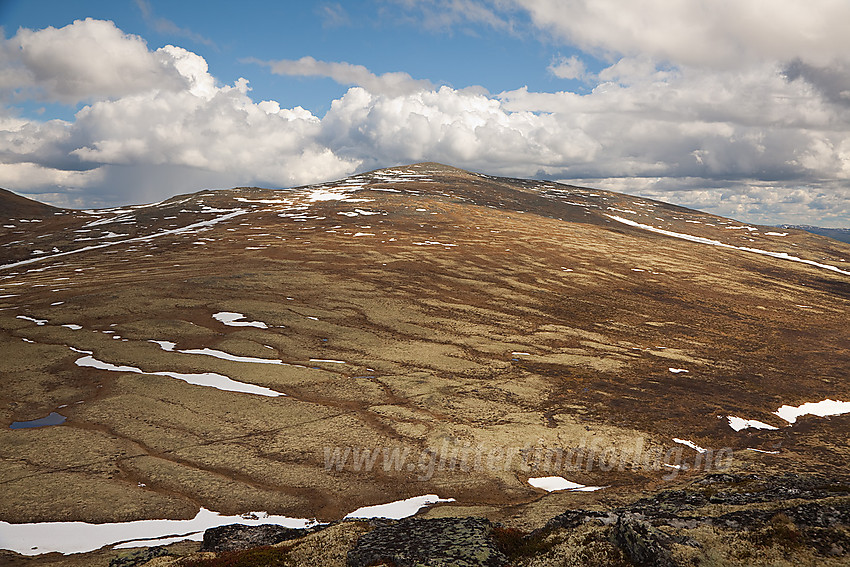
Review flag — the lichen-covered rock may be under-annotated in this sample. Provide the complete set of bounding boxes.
[609,516,677,567]
[715,500,850,530]
[200,523,308,552]
[108,546,171,566]
[543,509,616,531]
[347,517,508,567]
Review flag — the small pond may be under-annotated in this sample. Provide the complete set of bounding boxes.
[10,412,66,429]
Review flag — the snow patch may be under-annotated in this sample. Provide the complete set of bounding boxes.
[673,438,706,453]
[773,399,850,424]
[1,210,247,272]
[16,315,47,325]
[528,477,605,492]
[412,241,457,247]
[0,508,317,556]
[605,215,850,276]
[75,355,284,397]
[212,312,269,329]
[344,495,455,520]
[306,189,352,202]
[150,341,286,365]
[727,416,779,432]
[235,197,291,204]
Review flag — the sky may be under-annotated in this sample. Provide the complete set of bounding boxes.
[1,1,850,227]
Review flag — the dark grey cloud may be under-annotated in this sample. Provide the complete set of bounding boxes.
[784,59,850,107]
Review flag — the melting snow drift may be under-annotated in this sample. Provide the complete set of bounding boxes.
[773,399,850,424]
[527,477,605,492]
[726,399,850,430]
[727,416,779,432]
[150,341,285,365]
[0,508,317,556]
[75,355,284,397]
[212,311,269,329]
[673,438,707,453]
[606,215,850,276]
[343,495,455,520]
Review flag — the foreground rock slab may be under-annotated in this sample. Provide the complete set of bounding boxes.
[347,517,508,567]
[108,546,171,567]
[200,522,313,552]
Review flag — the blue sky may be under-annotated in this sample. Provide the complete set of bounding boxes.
[2,1,850,227]
[2,1,595,117]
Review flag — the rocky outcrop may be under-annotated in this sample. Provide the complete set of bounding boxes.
[200,523,312,552]
[181,474,849,566]
[108,546,171,566]
[609,516,677,567]
[346,517,508,567]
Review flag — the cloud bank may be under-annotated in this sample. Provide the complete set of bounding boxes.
[514,0,850,68]
[1,12,849,226]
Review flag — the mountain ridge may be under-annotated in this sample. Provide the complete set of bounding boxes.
[779,224,850,244]
[0,187,63,219]
[2,163,847,274]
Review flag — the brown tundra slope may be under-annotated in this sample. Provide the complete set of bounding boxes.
[0,163,848,563]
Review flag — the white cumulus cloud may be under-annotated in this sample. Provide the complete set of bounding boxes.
[0,18,186,104]
[0,20,359,206]
[320,85,599,173]
[548,55,587,80]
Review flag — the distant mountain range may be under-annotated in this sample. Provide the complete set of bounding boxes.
[779,224,850,244]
